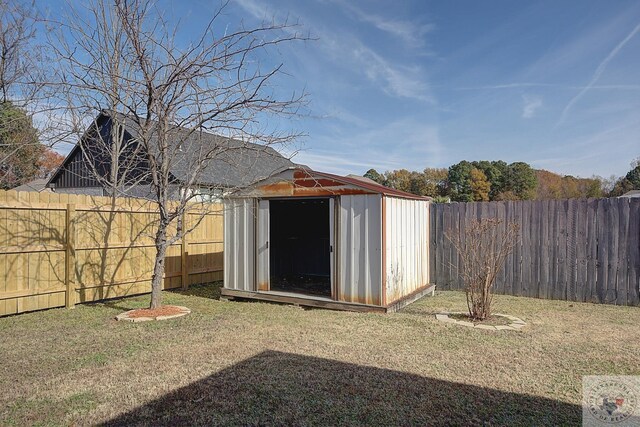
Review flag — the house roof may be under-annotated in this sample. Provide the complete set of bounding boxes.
[14,178,51,192]
[620,190,640,198]
[49,111,295,189]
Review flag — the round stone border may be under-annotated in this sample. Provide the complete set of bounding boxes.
[435,312,526,331]
[115,305,191,323]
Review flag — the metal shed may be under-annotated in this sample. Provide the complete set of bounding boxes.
[221,167,434,313]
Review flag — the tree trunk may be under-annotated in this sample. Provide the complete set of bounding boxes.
[149,220,168,309]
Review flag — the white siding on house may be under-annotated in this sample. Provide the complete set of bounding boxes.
[337,194,382,305]
[384,197,430,304]
[224,198,255,291]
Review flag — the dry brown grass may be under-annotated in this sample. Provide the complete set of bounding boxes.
[0,283,638,426]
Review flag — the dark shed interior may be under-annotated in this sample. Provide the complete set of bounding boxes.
[269,198,331,297]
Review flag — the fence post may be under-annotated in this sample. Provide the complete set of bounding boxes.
[181,211,189,290]
[65,203,76,308]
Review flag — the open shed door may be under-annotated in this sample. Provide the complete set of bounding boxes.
[256,199,270,291]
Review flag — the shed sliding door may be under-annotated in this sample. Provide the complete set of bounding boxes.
[256,199,270,291]
[224,199,255,291]
[337,194,382,305]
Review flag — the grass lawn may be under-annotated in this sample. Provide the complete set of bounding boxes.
[1,283,639,426]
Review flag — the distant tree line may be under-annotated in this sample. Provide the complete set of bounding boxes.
[364,158,640,202]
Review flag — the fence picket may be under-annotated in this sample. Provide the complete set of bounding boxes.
[430,198,640,306]
[0,190,223,316]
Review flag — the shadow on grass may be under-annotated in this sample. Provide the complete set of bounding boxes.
[91,297,150,313]
[169,281,223,300]
[102,350,580,426]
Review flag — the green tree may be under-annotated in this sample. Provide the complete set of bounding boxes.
[624,164,640,189]
[581,177,604,198]
[363,168,384,184]
[447,160,475,201]
[0,101,42,189]
[608,159,640,197]
[609,178,634,197]
[503,162,537,200]
[472,160,507,199]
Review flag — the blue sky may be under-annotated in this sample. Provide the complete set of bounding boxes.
[206,0,640,179]
[45,0,640,178]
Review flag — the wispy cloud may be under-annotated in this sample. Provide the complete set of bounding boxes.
[557,21,640,126]
[522,94,542,119]
[456,83,640,90]
[233,0,267,20]
[352,44,432,102]
[233,0,432,103]
[327,0,434,49]
[457,83,558,90]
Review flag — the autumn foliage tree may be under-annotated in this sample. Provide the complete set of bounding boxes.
[469,168,490,201]
[37,148,64,178]
[536,170,603,199]
[375,167,448,198]
[365,159,614,201]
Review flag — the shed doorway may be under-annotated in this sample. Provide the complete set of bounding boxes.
[269,198,332,297]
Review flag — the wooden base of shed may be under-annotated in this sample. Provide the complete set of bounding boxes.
[220,285,435,313]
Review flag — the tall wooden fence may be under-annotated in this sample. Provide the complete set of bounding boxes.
[430,198,640,305]
[0,190,223,316]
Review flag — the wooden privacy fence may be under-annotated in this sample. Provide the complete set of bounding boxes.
[430,198,640,305]
[0,190,223,316]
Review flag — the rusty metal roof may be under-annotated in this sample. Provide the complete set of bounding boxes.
[310,170,432,201]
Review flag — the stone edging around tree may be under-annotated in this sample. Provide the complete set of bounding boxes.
[435,312,526,331]
[115,306,191,322]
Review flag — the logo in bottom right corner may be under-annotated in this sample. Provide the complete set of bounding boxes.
[584,376,639,425]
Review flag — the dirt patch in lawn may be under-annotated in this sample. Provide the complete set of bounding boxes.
[115,305,191,322]
[449,313,512,326]
[127,306,185,318]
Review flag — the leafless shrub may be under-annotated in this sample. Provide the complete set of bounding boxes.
[446,218,519,321]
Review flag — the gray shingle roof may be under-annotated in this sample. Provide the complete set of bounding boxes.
[103,111,295,188]
[13,178,50,192]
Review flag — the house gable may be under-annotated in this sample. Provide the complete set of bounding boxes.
[48,114,152,190]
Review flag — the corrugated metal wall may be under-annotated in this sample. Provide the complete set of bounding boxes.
[385,197,430,304]
[337,194,382,305]
[224,199,255,291]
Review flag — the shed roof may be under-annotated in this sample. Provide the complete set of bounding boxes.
[313,170,431,200]
[236,167,431,201]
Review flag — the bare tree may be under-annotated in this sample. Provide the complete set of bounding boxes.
[0,0,54,188]
[446,219,519,321]
[47,0,306,308]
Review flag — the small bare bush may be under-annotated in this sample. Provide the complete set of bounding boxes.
[446,218,519,321]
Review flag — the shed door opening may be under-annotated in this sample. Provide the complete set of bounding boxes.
[270,198,331,297]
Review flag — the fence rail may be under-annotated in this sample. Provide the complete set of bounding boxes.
[0,190,223,316]
[430,198,640,305]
